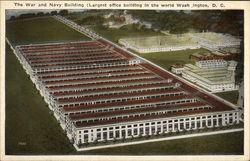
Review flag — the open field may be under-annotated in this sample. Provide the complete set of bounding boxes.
[65,12,101,22]
[6,17,90,44]
[134,48,209,70]
[5,44,75,154]
[89,25,164,43]
[215,90,239,105]
[120,35,198,48]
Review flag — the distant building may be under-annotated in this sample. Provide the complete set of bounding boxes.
[138,21,152,29]
[124,14,135,24]
[173,59,238,92]
[227,60,238,71]
[108,21,124,28]
[104,11,139,28]
[104,12,114,19]
[191,51,237,61]
[171,64,184,74]
[119,35,200,54]
[220,47,241,55]
[195,59,227,69]
[191,32,241,51]
[183,63,199,71]
[182,68,236,92]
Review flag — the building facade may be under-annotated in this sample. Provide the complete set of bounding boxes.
[119,38,200,53]
[171,64,184,74]
[71,111,239,144]
[195,59,227,68]
[182,68,236,92]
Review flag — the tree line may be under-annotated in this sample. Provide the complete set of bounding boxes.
[9,10,69,21]
[128,10,243,36]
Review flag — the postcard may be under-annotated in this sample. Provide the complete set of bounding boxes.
[1,1,250,161]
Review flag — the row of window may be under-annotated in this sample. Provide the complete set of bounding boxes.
[34,57,123,68]
[25,47,106,58]
[52,80,173,96]
[57,86,179,101]
[131,45,199,52]
[28,50,113,63]
[47,75,157,88]
[64,97,198,116]
[43,70,148,84]
[33,58,127,68]
[73,104,210,124]
[34,62,130,73]
[28,50,114,62]
[39,66,142,79]
[77,112,237,134]
[76,112,239,142]
[61,88,181,107]
[21,42,100,50]
[45,71,151,84]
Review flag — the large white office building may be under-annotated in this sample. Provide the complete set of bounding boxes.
[11,15,241,150]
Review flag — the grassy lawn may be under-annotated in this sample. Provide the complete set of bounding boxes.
[65,12,100,22]
[89,25,163,43]
[6,17,90,44]
[136,48,208,71]
[215,91,239,105]
[5,44,75,154]
[80,131,243,155]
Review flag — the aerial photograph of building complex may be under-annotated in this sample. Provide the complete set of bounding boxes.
[5,9,244,155]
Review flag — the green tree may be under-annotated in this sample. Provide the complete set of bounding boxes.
[51,11,58,15]
[36,12,44,17]
[59,10,69,16]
